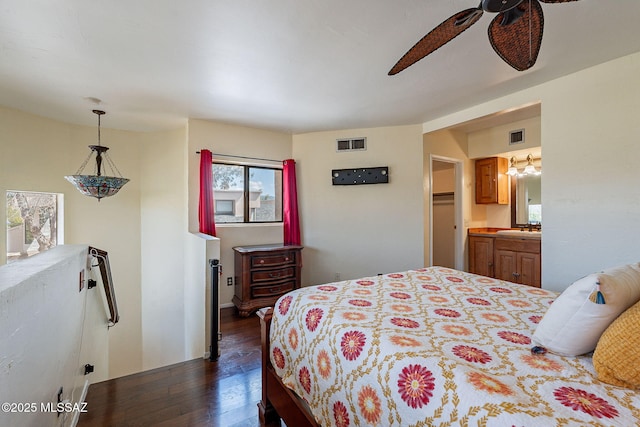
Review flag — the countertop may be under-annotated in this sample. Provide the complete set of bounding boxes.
[468,227,541,240]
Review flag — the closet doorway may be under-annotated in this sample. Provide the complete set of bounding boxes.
[429,155,463,269]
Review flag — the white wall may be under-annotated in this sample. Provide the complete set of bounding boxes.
[293,125,424,285]
[541,53,640,289]
[423,52,640,291]
[0,245,107,427]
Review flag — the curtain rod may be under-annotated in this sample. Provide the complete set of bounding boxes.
[196,151,282,163]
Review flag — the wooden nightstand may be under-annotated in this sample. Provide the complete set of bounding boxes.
[232,244,303,317]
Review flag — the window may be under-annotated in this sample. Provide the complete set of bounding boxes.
[528,204,542,224]
[6,191,63,262]
[213,163,283,224]
[215,200,234,216]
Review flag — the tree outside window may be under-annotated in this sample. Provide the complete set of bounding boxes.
[6,191,61,262]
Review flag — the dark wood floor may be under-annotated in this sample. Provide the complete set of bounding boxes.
[78,307,279,427]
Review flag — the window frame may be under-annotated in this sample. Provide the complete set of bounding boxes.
[212,161,283,224]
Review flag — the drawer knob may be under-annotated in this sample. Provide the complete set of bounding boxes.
[259,260,265,264]
[284,257,289,261]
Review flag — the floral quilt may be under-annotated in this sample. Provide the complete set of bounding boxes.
[269,267,640,427]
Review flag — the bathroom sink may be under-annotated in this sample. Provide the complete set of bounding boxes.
[496,229,541,237]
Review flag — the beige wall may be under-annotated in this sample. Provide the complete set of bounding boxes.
[187,119,292,305]
[467,116,542,229]
[0,107,144,378]
[467,116,541,158]
[423,52,640,291]
[139,127,213,370]
[0,108,212,379]
[432,167,455,194]
[293,125,424,285]
[423,129,478,269]
[2,50,639,380]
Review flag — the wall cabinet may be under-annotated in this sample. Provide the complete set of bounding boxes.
[469,233,540,288]
[233,244,303,317]
[475,157,509,204]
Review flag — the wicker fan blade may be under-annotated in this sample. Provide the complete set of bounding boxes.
[488,0,543,71]
[539,0,579,3]
[388,7,483,75]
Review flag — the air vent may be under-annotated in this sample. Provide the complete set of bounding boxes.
[509,129,525,145]
[336,137,367,152]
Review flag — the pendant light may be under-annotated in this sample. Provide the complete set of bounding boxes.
[65,110,129,201]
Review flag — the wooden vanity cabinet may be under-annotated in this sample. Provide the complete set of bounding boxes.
[468,231,541,288]
[468,236,495,278]
[494,238,541,287]
[475,157,509,205]
[233,244,303,317]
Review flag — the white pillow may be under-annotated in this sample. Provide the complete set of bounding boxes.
[532,263,640,356]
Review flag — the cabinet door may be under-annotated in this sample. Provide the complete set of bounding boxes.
[518,252,541,288]
[495,249,518,283]
[469,236,494,277]
[475,157,508,205]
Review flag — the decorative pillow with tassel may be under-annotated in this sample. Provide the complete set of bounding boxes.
[593,299,640,389]
[532,262,640,356]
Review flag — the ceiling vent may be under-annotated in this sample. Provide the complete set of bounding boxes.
[509,129,525,145]
[336,137,366,152]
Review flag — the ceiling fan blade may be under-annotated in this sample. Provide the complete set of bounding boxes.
[538,0,579,3]
[488,0,544,71]
[388,7,483,75]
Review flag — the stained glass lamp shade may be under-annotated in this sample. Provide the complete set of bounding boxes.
[65,110,129,201]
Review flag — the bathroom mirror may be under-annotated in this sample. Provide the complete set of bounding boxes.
[511,173,541,228]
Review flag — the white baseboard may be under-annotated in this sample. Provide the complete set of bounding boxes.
[70,379,90,427]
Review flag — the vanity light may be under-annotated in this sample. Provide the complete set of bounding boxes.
[505,154,541,177]
[523,154,541,176]
[506,157,519,176]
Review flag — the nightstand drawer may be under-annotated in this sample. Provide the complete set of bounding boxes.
[233,244,303,317]
[251,252,296,268]
[251,267,295,283]
[251,281,295,298]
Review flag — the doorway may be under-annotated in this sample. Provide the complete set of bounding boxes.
[429,155,463,270]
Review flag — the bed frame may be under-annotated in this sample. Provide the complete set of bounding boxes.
[257,307,319,427]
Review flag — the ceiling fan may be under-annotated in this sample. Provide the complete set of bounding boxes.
[388,0,579,74]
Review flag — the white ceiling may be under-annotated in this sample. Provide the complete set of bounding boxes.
[1,0,639,133]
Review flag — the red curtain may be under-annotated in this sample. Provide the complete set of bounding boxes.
[198,149,216,236]
[283,159,300,245]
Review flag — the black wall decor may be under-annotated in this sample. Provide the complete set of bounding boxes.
[331,167,389,185]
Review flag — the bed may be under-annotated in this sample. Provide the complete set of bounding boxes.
[258,266,640,427]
